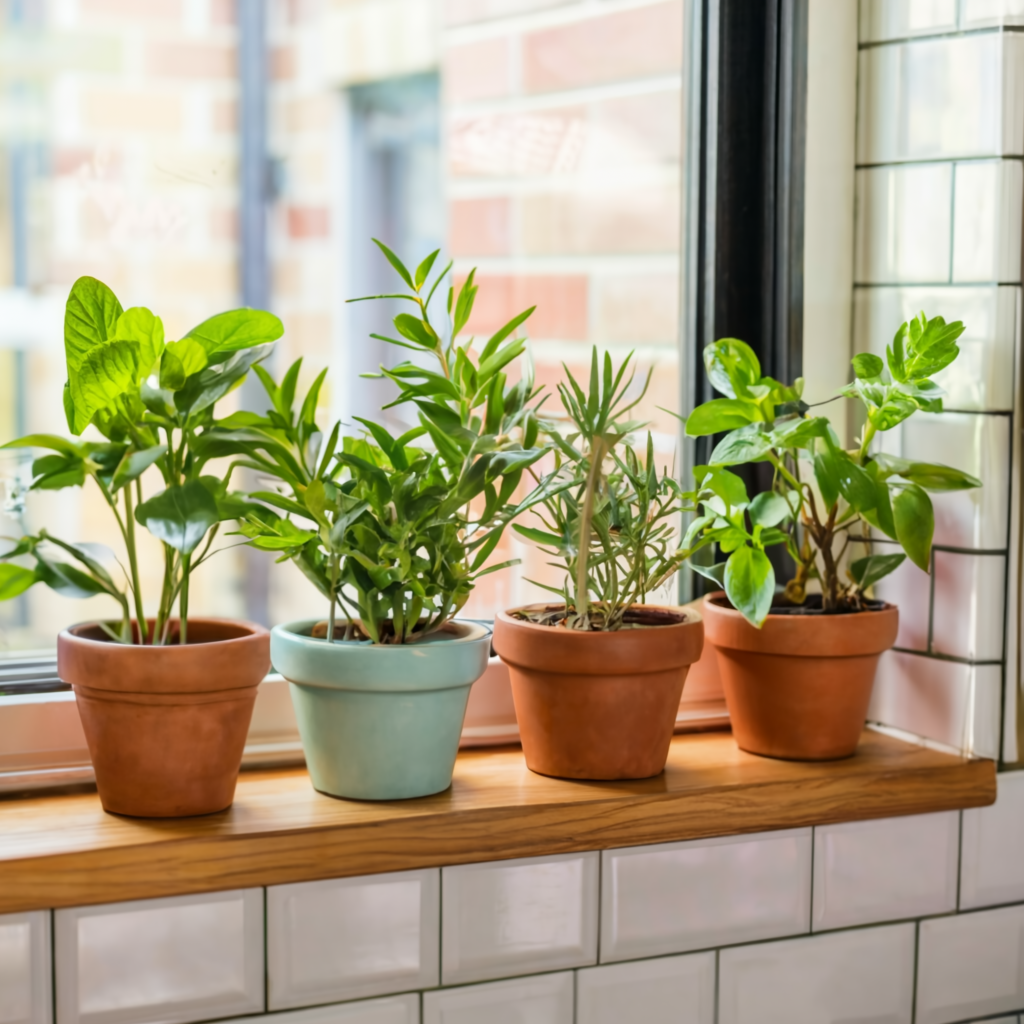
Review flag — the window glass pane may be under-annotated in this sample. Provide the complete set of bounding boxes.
[0,0,685,655]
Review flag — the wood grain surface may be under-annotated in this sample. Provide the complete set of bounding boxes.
[0,730,995,913]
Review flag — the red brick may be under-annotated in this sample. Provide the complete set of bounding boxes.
[443,38,513,104]
[80,0,182,23]
[272,46,297,80]
[51,147,98,177]
[146,41,236,79]
[209,0,235,24]
[450,198,512,257]
[523,2,684,94]
[448,107,587,177]
[209,206,238,242]
[212,99,237,133]
[456,274,588,341]
[594,273,679,345]
[287,205,331,239]
[522,185,680,255]
[592,89,682,167]
[445,0,572,27]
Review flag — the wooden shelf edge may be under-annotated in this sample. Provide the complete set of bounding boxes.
[0,732,996,914]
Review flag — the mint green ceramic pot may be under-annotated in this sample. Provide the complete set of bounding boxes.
[271,619,491,801]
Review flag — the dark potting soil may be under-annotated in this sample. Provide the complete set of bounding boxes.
[708,593,889,616]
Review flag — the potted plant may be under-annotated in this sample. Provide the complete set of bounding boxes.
[682,313,980,760]
[491,349,705,781]
[0,276,281,816]
[231,242,547,800]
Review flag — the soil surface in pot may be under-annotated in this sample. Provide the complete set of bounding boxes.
[511,603,689,630]
[707,592,888,616]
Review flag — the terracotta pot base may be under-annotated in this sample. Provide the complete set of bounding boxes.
[493,605,704,780]
[702,594,899,761]
[58,618,270,818]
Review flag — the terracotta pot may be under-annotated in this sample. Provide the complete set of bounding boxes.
[702,593,899,761]
[493,604,705,780]
[57,618,269,818]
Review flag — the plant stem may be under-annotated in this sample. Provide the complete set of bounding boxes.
[179,553,191,645]
[575,438,606,622]
[858,421,877,464]
[123,486,148,643]
[326,552,339,642]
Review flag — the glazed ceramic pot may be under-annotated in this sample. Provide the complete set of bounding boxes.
[492,604,705,781]
[702,592,899,761]
[57,618,269,818]
[271,619,491,801]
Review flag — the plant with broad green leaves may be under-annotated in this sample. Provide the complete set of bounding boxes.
[512,348,690,631]
[228,240,549,644]
[681,312,981,626]
[0,276,283,644]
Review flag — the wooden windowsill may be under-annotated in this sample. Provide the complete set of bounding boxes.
[0,729,995,914]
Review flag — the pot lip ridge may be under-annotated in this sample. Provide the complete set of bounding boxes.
[60,616,269,651]
[702,591,897,621]
[272,617,492,649]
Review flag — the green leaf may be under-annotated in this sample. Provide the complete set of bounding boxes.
[709,424,772,466]
[453,269,477,337]
[685,398,760,437]
[67,340,140,435]
[703,338,761,398]
[31,454,86,490]
[749,491,794,528]
[479,306,535,363]
[898,461,981,492]
[373,237,416,290]
[512,524,567,550]
[135,480,220,555]
[724,545,774,627]
[835,451,877,512]
[852,352,884,380]
[702,466,749,509]
[184,308,285,358]
[861,470,898,540]
[162,338,208,389]
[690,560,727,588]
[393,313,439,349]
[115,307,164,377]
[174,344,273,415]
[893,484,934,572]
[1,434,82,456]
[34,556,110,599]
[0,564,37,601]
[64,276,123,374]
[414,248,440,289]
[111,445,167,490]
[770,416,827,450]
[850,552,906,591]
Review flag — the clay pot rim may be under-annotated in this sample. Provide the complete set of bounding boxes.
[62,616,269,651]
[497,603,701,633]
[705,592,895,618]
[702,591,899,658]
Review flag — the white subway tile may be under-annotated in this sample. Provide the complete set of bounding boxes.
[600,830,811,963]
[440,853,598,985]
[852,285,1019,411]
[859,0,957,42]
[855,164,953,284]
[230,996,420,1024]
[812,813,958,931]
[867,650,1002,757]
[719,923,915,1024]
[423,972,573,1024]
[267,869,439,1009]
[963,0,1024,26]
[857,36,1007,163]
[953,160,1024,283]
[961,769,1024,909]
[872,555,930,652]
[931,552,1006,661]
[0,912,51,1024]
[917,904,1024,1023]
[577,953,715,1024]
[55,889,264,1024]
[880,411,1010,549]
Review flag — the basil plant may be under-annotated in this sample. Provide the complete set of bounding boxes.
[512,349,690,631]
[682,312,981,626]
[0,276,283,644]
[229,241,548,645]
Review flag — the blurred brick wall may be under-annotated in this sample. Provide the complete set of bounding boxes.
[440,0,685,614]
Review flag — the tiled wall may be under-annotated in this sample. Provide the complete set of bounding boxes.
[5,773,1024,1024]
[853,0,1024,764]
